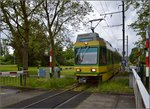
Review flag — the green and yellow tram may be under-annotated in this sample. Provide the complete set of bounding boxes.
[74,33,121,83]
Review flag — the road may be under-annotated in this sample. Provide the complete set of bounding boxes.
[0,87,135,108]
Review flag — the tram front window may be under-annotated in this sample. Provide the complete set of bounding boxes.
[75,47,98,65]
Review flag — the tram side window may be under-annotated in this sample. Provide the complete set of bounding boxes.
[112,53,114,64]
[107,50,108,64]
[107,50,112,64]
[110,51,112,64]
[100,47,106,64]
[114,54,117,63]
[107,50,110,64]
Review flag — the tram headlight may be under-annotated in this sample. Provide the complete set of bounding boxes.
[76,68,81,72]
[91,68,96,72]
[84,42,88,45]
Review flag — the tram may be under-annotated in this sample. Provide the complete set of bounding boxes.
[74,33,121,83]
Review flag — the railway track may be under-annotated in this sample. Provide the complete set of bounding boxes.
[6,83,91,108]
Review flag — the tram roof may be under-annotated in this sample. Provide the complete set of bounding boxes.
[76,33,104,42]
[76,32,118,53]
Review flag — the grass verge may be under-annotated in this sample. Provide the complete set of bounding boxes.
[0,76,77,90]
[26,78,76,89]
[98,78,133,93]
[0,65,76,90]
[87,76,133,94]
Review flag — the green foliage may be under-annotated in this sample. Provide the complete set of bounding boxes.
[1,0,92,68]
[129,47,138,64]
[0,65,76,89]
[125,0,150,46]
[62,48,74,66]
[40,0,93,68]
[0,55,14,65]
[98,78,133,93]
[0,39,10,56]
[86,76,133,93]
[0,76,76,90]
[26,78,76,89]
[28,20,48,66]
[129,47,145,64]
[0,76,21,87]
[61,67,74,76]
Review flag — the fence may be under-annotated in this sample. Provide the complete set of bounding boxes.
[130,68,150,108]
[0,68,51,87]
[0,71,26,86]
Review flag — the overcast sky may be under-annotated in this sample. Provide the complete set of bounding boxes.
[72,1,140,56]
[2,1,140,55]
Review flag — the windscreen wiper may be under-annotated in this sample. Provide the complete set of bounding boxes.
[76,47,81,58]
[81,46,89,60]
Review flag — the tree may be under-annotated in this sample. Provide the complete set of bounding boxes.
[28,20,48,66]
[129,47,138,64]
[129,47,145,64]
[126,0,149,45]
[126,1,149,65]
[1,0,44,72]
[40,0,92,75]
[1,0,93,77]
[0,39,9,56]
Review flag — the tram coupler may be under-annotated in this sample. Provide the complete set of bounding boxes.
[78,77,87,83]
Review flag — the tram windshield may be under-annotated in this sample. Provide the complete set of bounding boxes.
[75,47,98,65]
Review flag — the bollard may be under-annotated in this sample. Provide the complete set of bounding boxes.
[54,65,61,78]
[139,63,144,83]
[20,74,23,86]
[23,71,26,86]
[129,72,133,88]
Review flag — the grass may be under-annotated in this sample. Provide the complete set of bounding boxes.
[0,65,75,76]
[0,65,18,71]
[61,69,74,76]
[0,65,76,89]
[0,65,133,94]
[87,74,133,94]
[26,78,76,89]
[0,76,21,87]
[98,77,133,93]
[0,76,77,89]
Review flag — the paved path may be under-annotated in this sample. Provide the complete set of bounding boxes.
[0,87,47,108]
[0,87,20,96]
[76,93,135,108]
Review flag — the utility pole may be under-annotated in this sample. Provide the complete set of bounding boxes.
[122,1,125,74]
[99,1,126,72]
[126,35,128,66]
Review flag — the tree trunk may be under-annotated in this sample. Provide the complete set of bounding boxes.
[50,36,55,76]
[20,0,29,78]
[22,43,28,73]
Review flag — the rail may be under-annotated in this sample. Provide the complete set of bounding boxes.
[131,68,150,108]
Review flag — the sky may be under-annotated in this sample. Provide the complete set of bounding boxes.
[1,0,140,56]
[72,0,140,56]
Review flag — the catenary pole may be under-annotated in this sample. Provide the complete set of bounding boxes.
[127,35,128,66]
[122,1,125,74]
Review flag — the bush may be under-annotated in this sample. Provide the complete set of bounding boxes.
[0,55,14,65]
